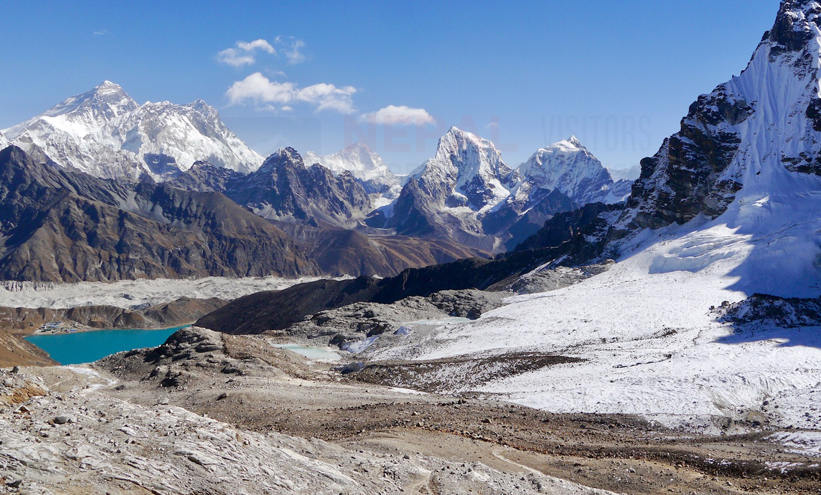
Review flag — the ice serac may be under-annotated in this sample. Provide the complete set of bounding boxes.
[2,82,263,180]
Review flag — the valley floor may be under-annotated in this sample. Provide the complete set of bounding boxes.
[2,327,819,494]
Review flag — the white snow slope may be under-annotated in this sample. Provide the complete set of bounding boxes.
[2,81,263,180]
[375,0,821,457]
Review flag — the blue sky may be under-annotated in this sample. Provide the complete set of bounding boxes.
[0,1,778,174]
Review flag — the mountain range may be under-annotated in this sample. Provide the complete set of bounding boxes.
[193,3,821,454]
[0,80,637,281]
[305,142,402,207]
[2,81,263,181]
[201,0,821,314]
[0,146,316,282]
[375,128,631,251]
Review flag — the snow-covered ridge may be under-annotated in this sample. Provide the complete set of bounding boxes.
[2,81,263,180]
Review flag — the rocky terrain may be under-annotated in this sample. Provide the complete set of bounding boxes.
[195,148,374,229]
[715,293,821,328]
[275,221,487,277]
[0,297,225,335]
[0,146,318,282]
[2,326,818,493]
[0,332,53,368]
[193,243,612,337]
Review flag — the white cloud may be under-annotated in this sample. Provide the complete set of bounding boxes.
[93,29,110,36]
[237,39,275,53]
[217,39,277,67]
[275,36,306,64]
[226,73,295,104]
[226,72,356,114]
[361,105,436,125]
[295,82,357,113]
[217,49,255,67]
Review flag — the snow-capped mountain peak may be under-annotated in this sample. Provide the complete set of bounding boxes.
[410,126,518,211]
[5,81,138,142]
[431,126,512,176]
[259,147,303,173]
[517,136,628,205]
[48,80,137,118]
[305,142,401,206]
[305,142,390,182]
[184,99,221,121]
[2,82,263,180]
[565,135,583,148]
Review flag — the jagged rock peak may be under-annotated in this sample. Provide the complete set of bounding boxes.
[261,147,305,168]
[765,0,821,56]
[418,126,516,187]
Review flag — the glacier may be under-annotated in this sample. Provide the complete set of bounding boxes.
[367,0,821,457]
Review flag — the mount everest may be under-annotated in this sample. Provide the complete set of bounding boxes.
[2,81,263,180]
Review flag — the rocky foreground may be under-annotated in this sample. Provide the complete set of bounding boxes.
[1,326,819,494]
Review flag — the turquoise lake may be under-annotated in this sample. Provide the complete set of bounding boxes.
[25,326,188,365]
